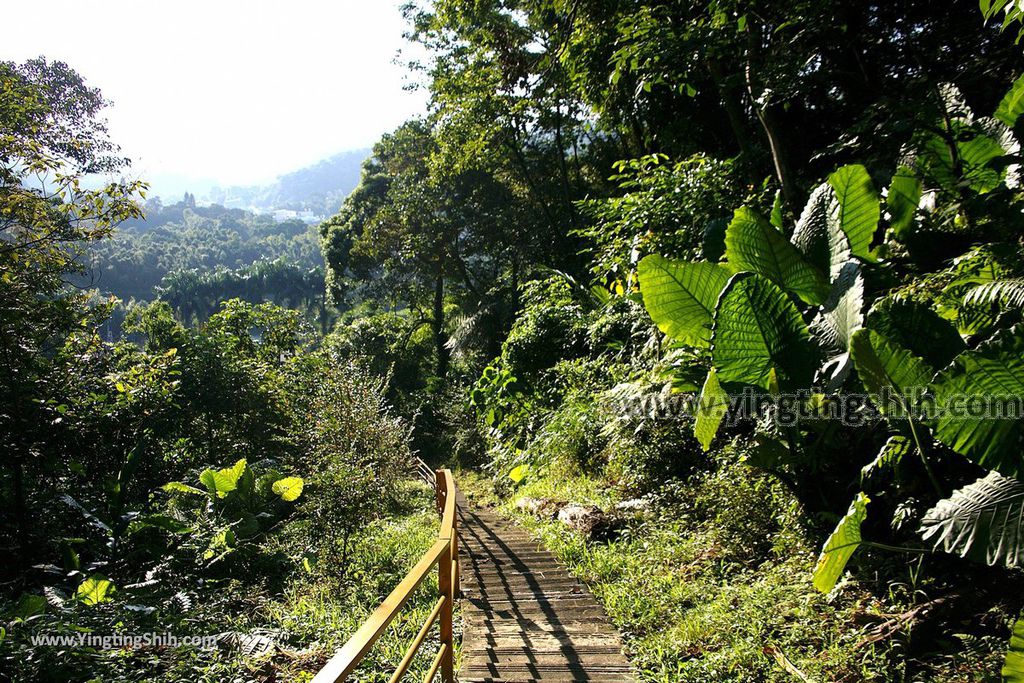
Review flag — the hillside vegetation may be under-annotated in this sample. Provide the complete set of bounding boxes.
[315,1,1024,680]
[5,1,1024,681]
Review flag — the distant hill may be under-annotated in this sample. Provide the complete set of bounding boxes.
[90,198,323,303]
[205,149,369,215]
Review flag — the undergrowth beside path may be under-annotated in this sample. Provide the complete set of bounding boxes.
[457,466,1008,682]
[2,479,455,683]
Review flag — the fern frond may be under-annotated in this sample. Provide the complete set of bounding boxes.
[963,278,1024,309]
[445,310,484,361]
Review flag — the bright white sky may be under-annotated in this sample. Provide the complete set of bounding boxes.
[1,0,428,195]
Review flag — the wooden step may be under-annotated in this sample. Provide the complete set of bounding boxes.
[463,657,631,671]
[463,584,585,598]
[459,666,634,682]
[464,578,577,590]
[461,544,552,556]
[466,565,575,577]
[460,678,631,683]
[463,552,570,564]
[464,646,626,660]
[466,575,577,588]
[465,600,609,619]
[466,615,618,631]
[464,554,567,565]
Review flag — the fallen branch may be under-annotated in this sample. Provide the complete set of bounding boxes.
[855,593,960,648]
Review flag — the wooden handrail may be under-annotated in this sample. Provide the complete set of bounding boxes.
[414,456,437,487]
[312,467,459,683]
[388,596,446,683]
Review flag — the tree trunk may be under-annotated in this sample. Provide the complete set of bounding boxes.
[12,455,28,560]
[553,102,576,224]
[433,260,449,379]
[706,57,759,184]
[744,24,800,213]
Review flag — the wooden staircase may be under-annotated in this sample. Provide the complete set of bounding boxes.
[311,467,635,683]
[457,491,635,683]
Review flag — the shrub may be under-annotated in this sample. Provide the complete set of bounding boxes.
[501,276,588,386]
[323,308,433,412]
[291,351,412,563]
[604,423,704,496]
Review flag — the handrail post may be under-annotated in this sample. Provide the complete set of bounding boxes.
[438,544,454,683]
[312,468,460,683]
[434,469,455,683]
[451,500,460,599]
[434,473,445,516]
[438,537,455,683]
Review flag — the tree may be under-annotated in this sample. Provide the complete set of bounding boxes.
[405,0,1021,215]
[322,120,534,378]
[0,58,145,558]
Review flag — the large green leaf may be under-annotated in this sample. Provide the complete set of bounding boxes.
[886,166,921,239]
[272,476,304,502]
[813,492,870,592]
[724,207,829,305]
[1005,613,1024,682]
[711,273,814,389]
[996,73,1024,126]
[162,481,206,496]
[931,325,1024,478]
[919,471,1024,568]
[811,263,864,351]
[828,165,879,260]
[76,574,115,606]
[865,297,966,370]
[965,118,1017,193]
[508,464,530,483]
[637,255,731,347]
[948,255,1007,337]
[200,459,248,499]
[919,118,1014,194]
[13,594,47,619]
[695,368,729,451]
[850,329,934,418]
[861,435,911,485]
[792,183,850,282]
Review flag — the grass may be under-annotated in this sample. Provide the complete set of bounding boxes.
[457,464,1007,682]
[267,483,450,681]
[8,466,1008,682]
[250,477,463,682]
[2,478,458,683]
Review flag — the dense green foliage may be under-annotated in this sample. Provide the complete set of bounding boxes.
[83,198,327,328]
[0,59,415,681]
[8,0,1024,680]
[314,1,1024,679]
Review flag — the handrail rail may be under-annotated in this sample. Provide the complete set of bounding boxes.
[414,456,437,488]
[312,464,459,683]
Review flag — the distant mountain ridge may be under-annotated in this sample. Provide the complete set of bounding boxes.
[205,148,369,215]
